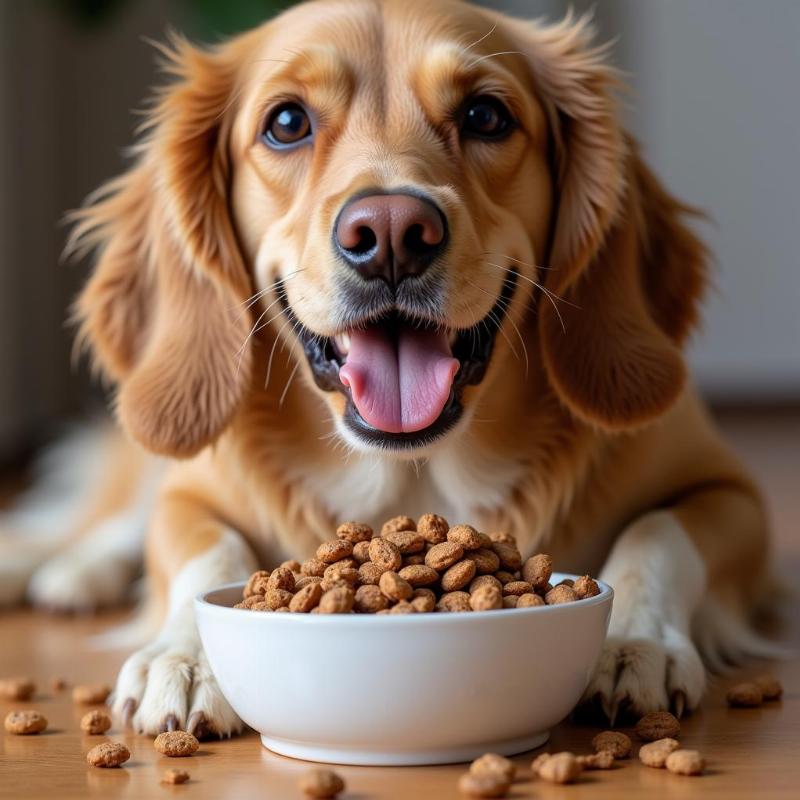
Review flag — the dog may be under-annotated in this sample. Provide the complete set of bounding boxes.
[4,0,773,737]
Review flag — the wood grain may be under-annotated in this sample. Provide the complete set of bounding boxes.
[0,410,798,800]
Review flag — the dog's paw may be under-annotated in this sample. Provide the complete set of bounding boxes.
[113,640,242,738]
[582,627,705,723]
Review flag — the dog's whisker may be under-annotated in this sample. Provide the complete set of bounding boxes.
[278,361,300,409]
[482,251,559,271]
[265,316,294,390]
[467,49,524,68]
[462,23,497,53]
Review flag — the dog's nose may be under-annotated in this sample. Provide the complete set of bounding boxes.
[334,193,447,286]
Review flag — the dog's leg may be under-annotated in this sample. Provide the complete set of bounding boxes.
[583,483,767,721]
[112,492,257,737]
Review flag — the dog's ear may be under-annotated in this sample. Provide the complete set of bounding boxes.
[69,36,254,457]
[511,13,708,429]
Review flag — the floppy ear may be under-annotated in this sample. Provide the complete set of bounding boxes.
[512,13,708,429]
[69,36,254,457]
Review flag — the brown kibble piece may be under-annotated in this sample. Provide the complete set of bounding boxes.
[336,521,373,543]
[154,730,199,757]
[441,558,477,591]
[280,559,301,572]
[665,749,705,776]
[379,571,414,602]
[536,751,582,784]
[402,553,426,566]
[0,677,35,701]
[754,674,783,701]
[638,737,680,768]
[448,524,483,551]
[299,767,346,797]
[388,601,416,614]
[466,548,501,575]
[318,586,355,614]
[521,554,553,589]
[592,730,632,758]
[267,566,296,593]
[489,532,516,545]
[458,771,510,797]
[495,571,516,585]
[410,592,436,613]
[86,741,130,767]
[295,575,323,590]
[244,570,271,597]
[381,515,416,535]
[289,582,323,613]
[726,682,763,708]
[417,513,449,544]
[358,562,384,585]
[352,541,371,563]
[368,537,403,572]
[502,581,533,597]
[4,710,47,735]
[491,540,522,571]
[383,529,425,554]
[436,591,472,612]
[265,588,294,610]
[425,541,464,571]
[470,584,503,611]
[470,753,516,782]
[577,750,615,770]
[321,564,359,591]
[316,539,353,564]
[162,768,190,784]
[354,584,389,613]
[398,564,439,587]
[470,575,503,593]
[301,558,327,577]
[573,575,601,599]
[635,711,680,741]
[517,593,545,608]
[502,595,518,608]
[80,709,112,735]
[73,684,111,705]
[545,585,579,605]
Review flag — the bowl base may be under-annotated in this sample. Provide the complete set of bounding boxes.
[260,730,550,766]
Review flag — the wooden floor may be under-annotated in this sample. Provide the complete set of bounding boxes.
[0,409,798,800]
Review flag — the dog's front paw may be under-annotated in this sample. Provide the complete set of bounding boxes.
[582,627,705,723]
[113,640,242,738]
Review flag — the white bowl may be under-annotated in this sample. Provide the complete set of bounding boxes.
[195,573,612,766]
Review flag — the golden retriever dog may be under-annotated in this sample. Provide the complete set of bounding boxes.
[19,0,773,736]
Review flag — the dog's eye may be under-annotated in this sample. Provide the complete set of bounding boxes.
[461,96,514,140]
[263,103,312,148]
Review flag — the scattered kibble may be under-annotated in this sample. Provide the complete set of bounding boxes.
[592,730,632,758]
[639,737,680,768]
[665,748,705,776]
[635,711,680,741]
[754,675,783,701]
[162,768,190,784]
[726,682,764,708]
[577,750,616,770]
[534,751,582,784]
[299,768,345,798]
[154,730,199,757]
[458,771,510,797]
[86,742,130,768]
[0,677,35,701]
[80,709,112,735]
[4,710,47,735]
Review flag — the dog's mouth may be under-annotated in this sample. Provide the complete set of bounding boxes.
[277,272,517,449]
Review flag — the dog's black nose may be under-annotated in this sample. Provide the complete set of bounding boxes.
[334,193,447,286]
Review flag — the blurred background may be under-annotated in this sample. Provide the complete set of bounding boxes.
[1,0,798,466]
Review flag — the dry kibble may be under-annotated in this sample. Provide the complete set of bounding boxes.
[381,515,416,535]
[545,585,579,605]
[458,772,510,797]
[318,586,355,614]
[448,524,483,551]
[388,601,416,614]
[162,768,190,784]
[411,592,436,613]
[321,564,359,591]
[295,576,323,591]
[384,529,425,554]
[368,537,403,572]
[517,593,545,608]
[267,566,296,593]
[301,558,327,577]
[299,767,345,798]
[592,730,632,759]
[494,570,516,586]
[336,521,373,543]
[573,575,601,599]
[577,750,615,770]
[754,674,783,701]
[265,587,294,610]
[417,513,449,544]
[536,751,582,784]
[80,709,112,735]
[403,553,426,566]
[316,539,353,564]
[86,741,130,768]
[491,540,522,571]
[4,710,47,735]
[280,559,301,572]
[358,562,384,585]
[437,591,472,612]
[354,584,389,613]
[470,753,516,782]
[425,541,464,571]
[466,548,501,575]
[379,571,414,602]
[726,682,763,708]
[521,554,553,590]
[470,575,503,593]
[635,711,680,741]
[665,749,705,776]
[470,584,503,611]
[502,595,518,608]
[502,581,533,597]
[638,737,680,768]
[289,582,324,613]
[352,541,371,563]
[73,684,111,705]
[489,532,516,545]
[244,570,271,597]
[441,558,477,591]
[398,564,439,587]
[0,677,35,701]
[154,730,199,757]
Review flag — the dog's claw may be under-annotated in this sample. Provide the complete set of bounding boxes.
[187,711,206,738]
[672,690,686,719]
[162,713,179,733]
[121,697,137,728]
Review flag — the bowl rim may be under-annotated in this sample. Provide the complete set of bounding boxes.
[195,572,613,626]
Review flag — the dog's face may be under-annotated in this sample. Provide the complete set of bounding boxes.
[73,0,706,460]
[231,0,552,452]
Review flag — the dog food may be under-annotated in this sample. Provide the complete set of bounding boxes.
[458,772,511,797]
[470,753,516,782]
[154,730,199,757]
[0,677,35,701]
[4,710,47,735]
[639,737,680,768]
[754,674,783,701]
[635,711,681,741]
[576,750,615,770]
[80,710,112,735]
[234,516,600,614]
[86,742,130,768]
[299,767,345,798]
[162,768,191,784]
[532,751,582,784]
[72,683,111,705]
[665,748,705,776]
[592,730,632,758]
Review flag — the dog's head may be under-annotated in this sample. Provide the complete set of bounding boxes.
[72,0,706,459]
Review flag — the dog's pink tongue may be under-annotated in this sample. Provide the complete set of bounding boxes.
[339,326,459,433]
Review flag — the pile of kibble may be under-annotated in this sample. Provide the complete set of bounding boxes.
[234,514,601,614]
